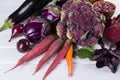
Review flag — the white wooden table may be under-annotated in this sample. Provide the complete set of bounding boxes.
[0,0,120,80]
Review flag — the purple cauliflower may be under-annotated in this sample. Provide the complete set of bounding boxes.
[57,0,105,46]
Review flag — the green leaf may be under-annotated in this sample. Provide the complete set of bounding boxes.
[0,18,14,32]
[75,46,94,60]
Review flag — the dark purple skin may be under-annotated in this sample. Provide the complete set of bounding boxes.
[1,0,66,32]
[94,48,119,73]
[23,22,43,43]
[93,37,120,73]
[8,0,52,24]
[23,17,51,43]
[9,24,24,42]
[17,39,30,53]
[94,47,120,73]
[95,14,120,73]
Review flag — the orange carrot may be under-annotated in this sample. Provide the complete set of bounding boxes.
[5,35,56,73]
[42,39,72,80]
[33,38,64,75]
[65,44,73,77]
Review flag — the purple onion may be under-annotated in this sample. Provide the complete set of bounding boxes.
[23,17,51,43]
[9,24,24,42]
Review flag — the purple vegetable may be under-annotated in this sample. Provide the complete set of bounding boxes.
[103,15,120,44]
[9,24,24,42]
[41,5,60,22]
[103,23,120,44]
[0,0,52,32]
[93,37,120,73]
[95,14,120,73]
[94,48,119,73]
[57,0,105,46]
[23,17,51,43]
[17,39,30,53]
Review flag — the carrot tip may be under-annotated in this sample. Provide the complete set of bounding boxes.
[4,70,10,74]
[32,71,37,76]
[4,61,23,74]
[42,77,45,80]
[42,73,47,80]
[4,67,15,73]
[68,73,72,77]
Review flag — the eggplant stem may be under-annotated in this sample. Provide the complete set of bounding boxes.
[52,0,56,5]
[0,18,14,32]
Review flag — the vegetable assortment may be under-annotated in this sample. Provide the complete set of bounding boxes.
[0,0,52,31]
[1,0,120,80]
[5,35,56,73]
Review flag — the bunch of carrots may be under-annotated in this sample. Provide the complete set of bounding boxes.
[5,35,73,80]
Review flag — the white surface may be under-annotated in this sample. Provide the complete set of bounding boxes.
[0,0,120,80]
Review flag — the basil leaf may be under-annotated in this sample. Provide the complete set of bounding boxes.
[75,46,94,60]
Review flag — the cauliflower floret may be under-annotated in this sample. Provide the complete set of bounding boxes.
[57,0,105,46]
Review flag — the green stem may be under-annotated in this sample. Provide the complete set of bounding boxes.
[52,0,56,5]
[0,18,14,32]
[0,26,5,31]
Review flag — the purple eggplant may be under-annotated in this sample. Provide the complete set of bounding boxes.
[0,0,52,32]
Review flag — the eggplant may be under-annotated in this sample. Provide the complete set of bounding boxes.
[0,0,52,32]
[0,0,68,32]
[8,0,52,24]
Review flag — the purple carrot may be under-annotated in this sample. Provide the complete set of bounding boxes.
[42,39,72,80]
[5,35,56,73]
[33,38,64,75]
